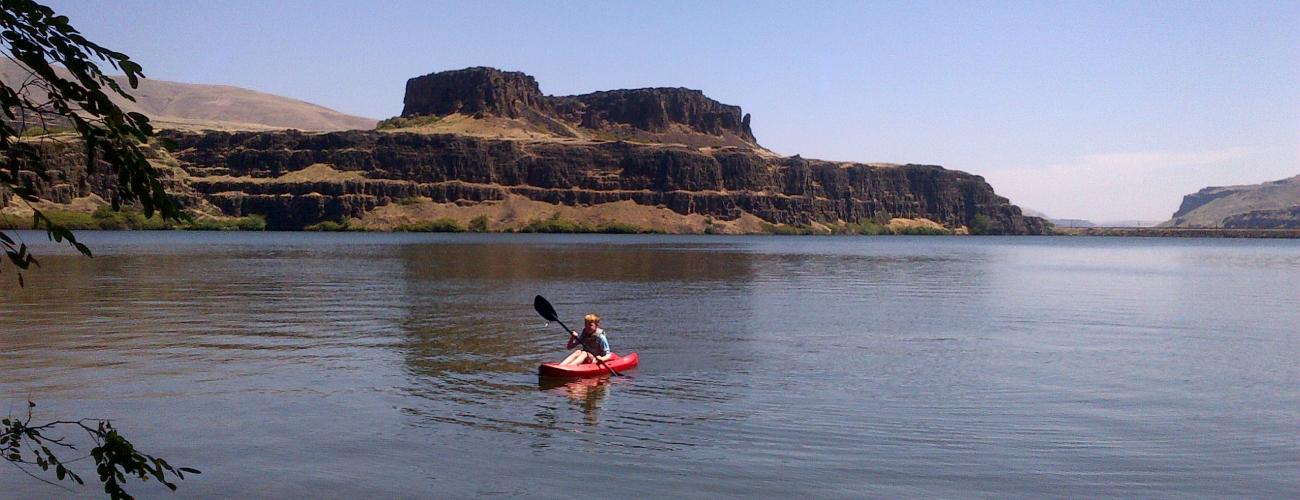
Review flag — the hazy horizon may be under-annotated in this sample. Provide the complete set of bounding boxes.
[43,0,1299,222]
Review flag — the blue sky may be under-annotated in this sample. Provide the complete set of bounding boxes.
[46,0,1299,221]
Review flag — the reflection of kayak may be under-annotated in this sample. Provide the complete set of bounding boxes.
[538,352,638,378]
[537,374,610,392]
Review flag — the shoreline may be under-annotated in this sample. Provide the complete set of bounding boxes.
[1053,227,1300,239]
[5,225,1300,238]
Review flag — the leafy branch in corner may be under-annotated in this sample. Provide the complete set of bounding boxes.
[1,0,185,286]
[0,0,197,496]
[2,401,199,499]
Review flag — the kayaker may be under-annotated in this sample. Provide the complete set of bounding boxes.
[559,313,612,366]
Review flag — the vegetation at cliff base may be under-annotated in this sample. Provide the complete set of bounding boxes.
[0,208,265,231]
[968,214,993,235]
[518,213,661,234]
[183,214,266,231]
[395,218,466,232]
[304,220,351,231]
[759,219,956,236]
[376,114,443,130]
[468,215,490,232]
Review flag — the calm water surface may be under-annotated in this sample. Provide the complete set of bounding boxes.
[1,232,1296,498]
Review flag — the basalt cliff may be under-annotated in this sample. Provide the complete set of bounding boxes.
[2,67,1047,234]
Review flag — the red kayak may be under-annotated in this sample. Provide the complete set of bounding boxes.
[538,352,638,378]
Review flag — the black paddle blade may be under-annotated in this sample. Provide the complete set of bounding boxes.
[533,295,559,322]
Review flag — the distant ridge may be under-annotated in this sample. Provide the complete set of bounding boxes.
[0,60,376,131]
[1162,175,1300,228]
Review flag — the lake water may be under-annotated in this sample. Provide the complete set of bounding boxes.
[1,232,1296,498]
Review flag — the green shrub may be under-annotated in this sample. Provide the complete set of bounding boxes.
[0,207,179,230]
[895,225,952,235]
[88,206,178,230]
[468,215,490,232]
[376,115,443,130]
[968,214,993,235]
[91,206,129,230]
[395,218,465,232]
[306,220,350,231]
[597,222,651,234]
[18,126,76,137]
[182,214,266,231]
[516,213,661,234]
[834,220,890,235]
[395,197,422,206]
[0,213,25,229]
[519,213,591,233]
[760,222,818,235]
[234,214,268,231]
[39,209,99,229]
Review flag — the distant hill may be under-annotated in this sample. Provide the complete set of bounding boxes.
[1162,175,1300,228]
[1051,218,1096,228]
[1095,219,1162,228]
[1019,209,1095,228]
[0,60,376,131]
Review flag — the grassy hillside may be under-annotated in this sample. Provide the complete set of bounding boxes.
[1163,175,1300,228]
[0,60,376,131]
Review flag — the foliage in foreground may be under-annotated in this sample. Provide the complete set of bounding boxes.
[2,402,198,499]
[1,0,187,285]
[1,0,197,496]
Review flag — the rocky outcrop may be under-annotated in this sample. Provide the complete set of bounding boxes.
[1171,186,1241,219]
[1164,175,1300,228]
[399,67,756,147]
[152,129,1045,233]
[402,67,550,119]
[558,89,755,143]
[0,138,203,210]
[1223,207,1300,229]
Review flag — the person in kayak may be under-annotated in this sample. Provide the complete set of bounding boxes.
[559,313,612,366]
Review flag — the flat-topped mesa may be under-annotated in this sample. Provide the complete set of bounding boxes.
[561,88,755,143]
[396,67,758,148]
[402,67,550,118]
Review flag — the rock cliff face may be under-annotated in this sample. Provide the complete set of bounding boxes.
[560,89,755,143]
[1222,207,1300,229]
[400,67,756,147]
[402,67,550,119]
[4,67,1048,234]
[151,129,1043,233]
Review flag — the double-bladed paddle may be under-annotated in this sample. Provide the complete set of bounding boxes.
[534,295,622,377]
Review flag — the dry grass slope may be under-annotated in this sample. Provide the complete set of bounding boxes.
[0,60,376,131]
[1164,175,1300,227]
